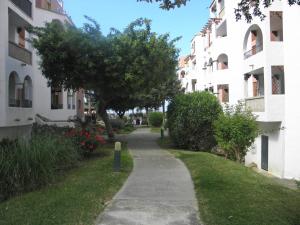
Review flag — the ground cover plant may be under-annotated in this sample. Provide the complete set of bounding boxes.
[0,144,133,225]
[158,139,300,225]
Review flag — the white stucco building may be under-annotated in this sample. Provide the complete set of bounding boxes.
[179,0,300,180]
[0,0,84,140]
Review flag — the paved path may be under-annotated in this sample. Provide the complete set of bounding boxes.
[95,128,200,225]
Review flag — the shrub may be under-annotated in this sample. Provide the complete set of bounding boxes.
[148,112,163,127]
[65,128,106,154]
[0,134,79,201]
[109,119,125,129]
[167,92,222,151]
[213,102,259,162]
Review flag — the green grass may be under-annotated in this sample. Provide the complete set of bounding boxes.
[116,126,136,134]
[159,138,300,225]
[150,127,162,133]
[0,144,133,225]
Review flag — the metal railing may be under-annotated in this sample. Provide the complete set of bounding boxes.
[9,41,32,65]
[9,99,32,108]
[245,96,265,112]
[244,44,263,59]
[51,104,63,110]
[10,0,32,17]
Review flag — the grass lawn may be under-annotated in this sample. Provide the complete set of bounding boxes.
[0,144,133,225]
[150,127,162,133]
[159,138,300,225]
[116,126,136,135]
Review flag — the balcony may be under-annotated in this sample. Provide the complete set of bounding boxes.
[244,44,263,59]
[9,41,32,65]
[10,0,32,18]
[245,96,265,112]
[9,99,32,108]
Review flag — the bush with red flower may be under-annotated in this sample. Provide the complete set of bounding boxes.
[65,127,106,154]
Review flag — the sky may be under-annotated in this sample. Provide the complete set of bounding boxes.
[63,0,211,56]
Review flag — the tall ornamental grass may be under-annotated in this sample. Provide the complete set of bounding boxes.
[0,134,79,201]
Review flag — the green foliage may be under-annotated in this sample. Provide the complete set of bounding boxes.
[213,102,259,162]
[0,134,79,201]
[148,112,164,127]
[109,119,125,129]
[167,92,222,151]
[138,0,300,22]
[31,17,180,139]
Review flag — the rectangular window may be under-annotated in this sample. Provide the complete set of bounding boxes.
[270,12,283,42]
[272,66,285,94]
[51,87,63,109]
[217,84,229,103]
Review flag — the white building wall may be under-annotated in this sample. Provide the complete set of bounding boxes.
[0,1,77,140]
[282,3,300,180]
[33,7,76,121]
[0,0,34,139]
[0,0,8,128]
[180,0,299,179]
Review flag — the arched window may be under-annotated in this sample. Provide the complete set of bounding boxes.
[243,24,263,59]
[217,54,228,70]
[23,76,32,108]
[8,71,21,107]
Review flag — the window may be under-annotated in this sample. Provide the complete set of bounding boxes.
[51,87,63,109]
[272,66,285,94]
[270,12,283,42]
[23,76,32,108]
[243,25,263,59]
[217,54,228,70]
[8,72,21,107]
[217,84,229,103]
[67,91,76,109]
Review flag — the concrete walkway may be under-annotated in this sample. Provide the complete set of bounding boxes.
[95,128,200,225]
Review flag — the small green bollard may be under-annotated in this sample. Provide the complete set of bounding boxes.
[114,142,122,172]
[160,127,164,139]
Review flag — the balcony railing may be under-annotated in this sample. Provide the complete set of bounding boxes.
[10,0,32,17]
[51,104,63,110]
[244,44,263,59]
[245,96,265,112]
[9,99,32,108]
[9,41,32,65]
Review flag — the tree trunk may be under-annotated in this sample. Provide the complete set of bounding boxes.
[145,107,149,126]
[162,100,166,127]
[98,104,115,141]
[235,149,241,163]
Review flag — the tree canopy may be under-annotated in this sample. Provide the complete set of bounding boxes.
[138,0,300,22]
[31,17,181,138]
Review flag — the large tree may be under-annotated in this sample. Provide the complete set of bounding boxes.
[138,0,300,22]
[31,17,179,139]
